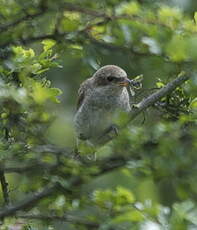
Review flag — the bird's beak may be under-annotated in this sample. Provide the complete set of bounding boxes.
[118,78,132,87]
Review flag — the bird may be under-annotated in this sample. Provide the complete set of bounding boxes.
[74,65,133,147]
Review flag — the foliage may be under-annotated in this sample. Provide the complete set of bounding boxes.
[0,0,197,230]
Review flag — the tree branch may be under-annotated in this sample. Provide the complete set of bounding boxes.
[97,72,190,145]
[16,214,99,228]
[0,183,59,219]
[0,11,44,33]
[0,170,9,206]
[0,73,191,221]
[0,0,47,33]
[85,32,151,57]
[123,71,190,127]
[63,2,108,18]
[0,2,107,35]
[2,163,57,174]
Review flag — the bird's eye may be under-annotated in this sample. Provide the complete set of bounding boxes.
[107,76,116,82]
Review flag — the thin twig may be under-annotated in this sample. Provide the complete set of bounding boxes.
[0,11,44,33]
[0,183,59,219]
[0,127,10,207]
[62,2,108,18]
[122,72,190,128]
[2,163,57,174]
[0,0,47,33]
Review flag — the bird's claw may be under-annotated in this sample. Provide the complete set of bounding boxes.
[96,124,119,145]
[102,124,119,138]
[110,124,119,136]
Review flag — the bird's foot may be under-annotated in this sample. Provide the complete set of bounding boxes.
[106,124,119,137]
[97,124,119,144]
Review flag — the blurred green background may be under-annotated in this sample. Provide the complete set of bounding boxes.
[0,0,197,229]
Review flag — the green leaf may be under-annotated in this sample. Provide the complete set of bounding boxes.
[60,12,80,32]
[30,63,42,74]
[158,6,182,27]
[116,186,135,204]
[187,36,197,60]
[60,18,79,32]
[118,2,140,15]
[156,82,165,88]
[24,78,62,104]
[190,98,197,108]
[166,35,188,62]
[173,200,197,225]
[194,12,197,24]
[49,88,63,103]
[42,39,56,52]
[113,210,144,223]
[13,46,35,58]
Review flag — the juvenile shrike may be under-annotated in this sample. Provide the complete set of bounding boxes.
[74,65,133,146]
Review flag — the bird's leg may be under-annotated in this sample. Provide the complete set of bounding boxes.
[105,124,119,136]
[97,124,119,144]
[73,138,82,160]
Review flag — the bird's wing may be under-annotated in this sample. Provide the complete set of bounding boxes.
[76,79,92,111]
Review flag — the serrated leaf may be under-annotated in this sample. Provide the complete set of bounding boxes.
[13,46,35,58]
[49,88,63,103]
[25,78,62,104]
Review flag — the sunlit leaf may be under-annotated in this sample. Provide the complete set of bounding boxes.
[42,39,56,51]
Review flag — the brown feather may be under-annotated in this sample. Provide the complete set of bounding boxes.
[76,78,93,110]
[77,88,85,110]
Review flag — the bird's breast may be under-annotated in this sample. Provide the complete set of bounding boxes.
[74,87,131,142]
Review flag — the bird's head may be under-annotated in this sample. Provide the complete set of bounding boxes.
[92,65,132,90]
